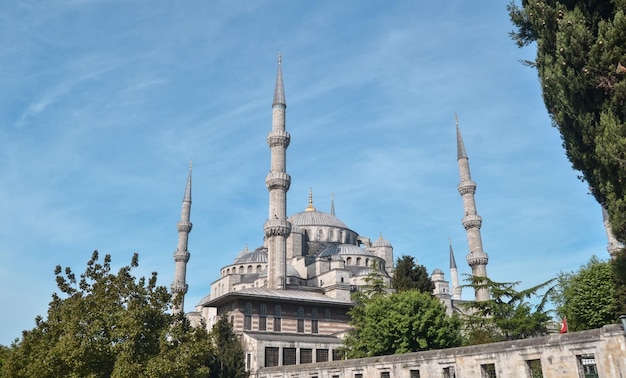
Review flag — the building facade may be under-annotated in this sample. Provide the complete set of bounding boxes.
[176,56,494,374]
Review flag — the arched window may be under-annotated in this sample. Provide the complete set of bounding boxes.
[329,229,334,241]
[273,305,282,332]
[318,229,324,241]
[356,257,361,266]
[244,302,252,330]
[365,258,369,267]
[259,304,267,331]
[239,266,244,274]
[247,265,253,273]
[257,265,262,273]
[297,307,305,333]
[226,268,230,275]
[311,308,319,334]
[346,257,352,265]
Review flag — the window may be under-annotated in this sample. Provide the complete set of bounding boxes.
[297,306,305,333]
[265,347,279,367]
[259,304,267,331]
[325,309,331,320]
[481,363,497,378]
[381,373,390,378]
[577,354,599,378]
[311,308,319,334]
[244,302,252,330]
[246,353,251,371]
[356,257,361,266]
[410,370,420,378]
[346,257,352,265]
[443,366,455,378]
[283,348,296,365]
[300,348,312,364]
[526,359,543,378]
[247,265,252,273]
[316,348,329,362]
[355,374,363,378]
[332,349,343,361]
[273,305,281,332]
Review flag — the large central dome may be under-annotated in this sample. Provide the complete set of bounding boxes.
[288,210,348,228]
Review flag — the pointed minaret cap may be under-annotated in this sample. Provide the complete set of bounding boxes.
[305,187,316,212]
[183,161,192,203]
[330,192,335,216]
[449,239,458,269]
[273,53,286,106]
[456,114,468,160]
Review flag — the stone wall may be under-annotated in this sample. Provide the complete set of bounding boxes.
[254,324,626,378]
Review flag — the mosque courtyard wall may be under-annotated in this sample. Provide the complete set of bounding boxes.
[253,324,626,378]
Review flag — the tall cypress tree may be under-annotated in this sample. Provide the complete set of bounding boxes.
[508,1,626,243]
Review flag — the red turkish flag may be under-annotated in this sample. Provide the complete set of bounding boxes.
[560,317,568,334]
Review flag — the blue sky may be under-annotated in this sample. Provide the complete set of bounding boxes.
[0,1,609,345]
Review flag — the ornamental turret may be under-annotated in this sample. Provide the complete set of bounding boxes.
[171,163,192,314]
[456,116,490,301]
[264,54,292,290]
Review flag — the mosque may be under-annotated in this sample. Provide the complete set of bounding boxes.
[168,55,493,373]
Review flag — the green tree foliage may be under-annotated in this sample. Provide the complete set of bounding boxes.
[391,255,435,294]
[2,251,217,378]
[508,0,626,243]
[612,249,626,316]
[343,290,461,358]
[552,256,618,331]
[462,277,555,344]
[209,316,248,378]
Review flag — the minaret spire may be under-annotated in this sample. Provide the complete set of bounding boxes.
[456,116,490,301]
[264,53,291,290]
[171,163,192,314]
[305,187,316,212]
[449,239,462,300]
[330,192,335,216]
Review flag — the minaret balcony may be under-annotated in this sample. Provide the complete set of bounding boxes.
[267,130,291,148]
[265,171,291,191]
[457,180,476,195]
[466,252,489,266]
[264,219,292,237]
[173,249,190,262]
[170,281,189,294]
[462,214,482,229]
[177,220,192,233]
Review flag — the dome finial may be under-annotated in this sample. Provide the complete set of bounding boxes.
[305,187,316,212]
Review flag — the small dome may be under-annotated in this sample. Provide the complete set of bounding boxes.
[372,234,392,247]
[319,244,374,257]
[234,247,267,264]
[432,268,444,275]
[289,210,348,229]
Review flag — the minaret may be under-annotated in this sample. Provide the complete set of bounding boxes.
[330,193,335,216]
[171,163,192,314]
[456,116,490,301]
[602,206,624,259]
[264,53,292,290]
[449,240,462,300]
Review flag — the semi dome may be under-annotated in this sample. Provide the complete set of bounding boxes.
[319,244,374,258]
[234,247,268,264]
[289,210,348,229]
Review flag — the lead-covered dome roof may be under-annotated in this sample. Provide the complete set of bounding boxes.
[234,246,268,264]
[372,233,392,247]
[319,244,374,257]
[289,210,348,229]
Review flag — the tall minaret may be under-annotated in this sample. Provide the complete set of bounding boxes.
[449,240,462,300]
[456,116,490,301]
[602,205,624,259]
[264,53,292,290]
[171,163,192,314]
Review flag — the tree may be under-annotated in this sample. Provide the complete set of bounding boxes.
[508,1,626,243]
[552,256,618,331]
[209,316,248,378]
[391,255,435,294]
[461,277,555,344]
[342,290,461,358]
[2,251,217,378]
